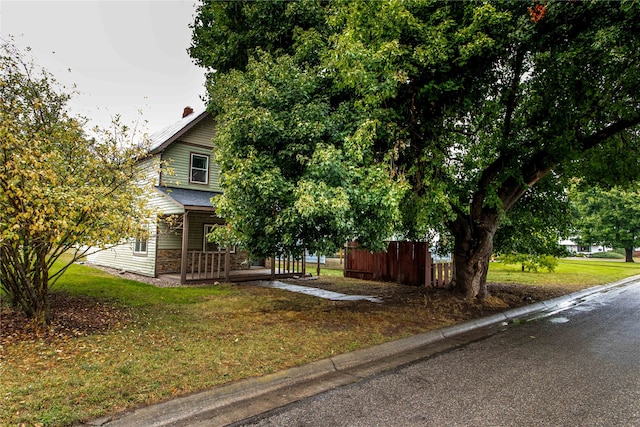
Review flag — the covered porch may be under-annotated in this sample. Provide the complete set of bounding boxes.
[154,186,314,284]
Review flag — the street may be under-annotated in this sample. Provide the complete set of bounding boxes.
[238,282,640,426]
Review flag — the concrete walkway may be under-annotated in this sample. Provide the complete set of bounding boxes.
[254,280,383,303]
[82,275,640,427]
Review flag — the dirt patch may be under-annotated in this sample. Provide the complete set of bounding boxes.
[0,292,132,347]
[281,276,571,319]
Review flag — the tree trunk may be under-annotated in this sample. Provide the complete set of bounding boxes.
[449,212,499,300]
[0,245,52,328]
[625,248,635,263]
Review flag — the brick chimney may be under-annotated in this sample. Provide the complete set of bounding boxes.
[182,106,194,118]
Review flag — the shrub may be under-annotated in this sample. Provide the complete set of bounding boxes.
[497,253,559,272]
[589,251,624,259]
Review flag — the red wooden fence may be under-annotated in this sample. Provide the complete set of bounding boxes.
[344,241,452,287]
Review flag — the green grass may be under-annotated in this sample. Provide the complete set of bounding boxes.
[488,258,640,289]
[1,260,435,426]
[2,257,640,426]
[317,266,344,277]
[58,262,233,306]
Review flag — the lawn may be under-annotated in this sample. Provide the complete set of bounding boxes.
[1,258,640,426]
[487,258,640,289]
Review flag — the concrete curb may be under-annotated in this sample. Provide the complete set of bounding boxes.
[88,275,640,427]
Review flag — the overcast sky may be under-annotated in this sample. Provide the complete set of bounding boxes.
[1,0,207,135]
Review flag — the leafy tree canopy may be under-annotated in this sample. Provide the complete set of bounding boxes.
[0,41,151,325]
[571,183,640,262]
[190,1,640,298]
[207,50,406,257]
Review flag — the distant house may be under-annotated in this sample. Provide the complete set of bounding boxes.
[559,239,609,255]
[87,107,249,283]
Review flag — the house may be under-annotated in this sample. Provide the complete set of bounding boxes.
[559,239,610,255]
[87,107,250,283]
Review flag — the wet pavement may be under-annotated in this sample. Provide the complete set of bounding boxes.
[238,280,640,427]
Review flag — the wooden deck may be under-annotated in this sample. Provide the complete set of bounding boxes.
[158,267,299,284]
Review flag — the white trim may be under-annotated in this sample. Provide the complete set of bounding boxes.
[133,236,148,256]
[189,152,209,185]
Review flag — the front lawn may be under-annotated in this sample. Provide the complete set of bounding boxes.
[1,258,639,426]
[487,258,640,289]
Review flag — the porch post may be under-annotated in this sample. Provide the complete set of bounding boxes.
[302,245,306,277]
[180,211,189,284]
[271,254,276,279]
[224,246,231,281]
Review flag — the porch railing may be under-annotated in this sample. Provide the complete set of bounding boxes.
[272,253,306,276]
[185,250,310,282]
[186,250,228,281]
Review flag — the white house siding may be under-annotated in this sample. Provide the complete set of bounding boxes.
[559,239,610,254]
[160,140,221,192]
[139,156,160,186]
[87,156,166,277]
[87,235,158,277]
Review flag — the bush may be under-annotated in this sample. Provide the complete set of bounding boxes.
[589,251,624,259]
[497,253,559,272]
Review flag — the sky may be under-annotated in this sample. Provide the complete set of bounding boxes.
[1,0,207,135]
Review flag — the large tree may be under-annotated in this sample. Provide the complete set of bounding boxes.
[0,41,150,326]
[572,184,640,263]
[190,1,640,299]
[205,52,405,257]
[192,1,406,258]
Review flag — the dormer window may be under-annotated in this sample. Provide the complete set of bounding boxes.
[190,153,209,184]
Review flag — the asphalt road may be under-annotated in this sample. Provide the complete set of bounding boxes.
[237,282,640,427]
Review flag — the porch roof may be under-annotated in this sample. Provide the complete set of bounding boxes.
[155,186,221,212]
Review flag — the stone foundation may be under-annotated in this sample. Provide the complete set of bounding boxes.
[157,249,182,274]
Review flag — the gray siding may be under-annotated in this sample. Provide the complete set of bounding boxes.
[157,220,182,250]
[159,114,220,192]
[188,213,225,251]
[180,115,216,146]
[160,143,221,192]
[157,213,225,251]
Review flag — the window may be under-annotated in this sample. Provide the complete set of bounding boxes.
[190,153,209,184]
[203,224,235,253]
[203,224,218,252]
[134,236,148,255]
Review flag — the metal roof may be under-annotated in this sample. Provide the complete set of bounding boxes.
[148,110,210,154]
[155,186,221,211]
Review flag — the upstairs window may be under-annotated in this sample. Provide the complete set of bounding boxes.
[190,153,209,184]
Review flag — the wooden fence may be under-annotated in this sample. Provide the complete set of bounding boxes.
[344,241,452,287]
